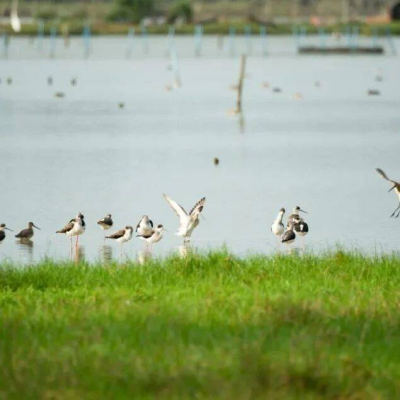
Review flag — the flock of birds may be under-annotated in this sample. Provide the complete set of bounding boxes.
[0,168,398,256]
[0,195,206,255]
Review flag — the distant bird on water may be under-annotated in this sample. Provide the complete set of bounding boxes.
[15,222,40,240]
[163,194,206,242]
[71,78,77,86]
[271,208,285,238]
[214,157,219,166]
[47,76,53,86]
[136,215,153,237]
[137,224,166,246]
[56,212,85,246]
[97,214,113,234]
[376,168,400,218]
[0,224,13,243]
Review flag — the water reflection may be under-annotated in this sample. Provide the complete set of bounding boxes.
[16,239,34,263]
[74,246,86,264]
[99,245,113,263]
[178,243,192,259]
[137,248,153,265]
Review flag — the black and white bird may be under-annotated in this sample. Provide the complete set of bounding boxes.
[294,217,309,237]
[15,222,40,240]
[376,168,400,218]
[281,222,296,245]
[287,206,308,225]
[271,208,285,238]
[136,215,153,237]
[163,194,206,242]
[97,214,113,234]
[0,223,13,243]
[137,224,165,246]
[56,212,86,246]
[106,226,133,256]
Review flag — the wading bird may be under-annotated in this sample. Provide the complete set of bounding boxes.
[376,168,400,217]
[0,224,13,243]
[56,212,85,247]
[163,194,206,242]
[287,206,308,225]
[106,226,133,256]
[271,208,285,238]
[136,215,153,237]
[15,222,40,240]
[294,217,309,237]
[137,224,165,247]
[10,0,21,33]
[282,220,297,247]
[97,214,113,236]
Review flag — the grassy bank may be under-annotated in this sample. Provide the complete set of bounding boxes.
[2,21,400,36]
[1,251,400,398]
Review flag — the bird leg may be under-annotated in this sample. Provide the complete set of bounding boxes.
[390,202,400,218]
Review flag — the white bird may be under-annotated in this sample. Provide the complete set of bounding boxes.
[10,0,21,33]
[137,224,165,246]
[136,215,153,237]
[376,168,400,218]
[271,207,285,238]
[163,194,206,242]
[56,212,86,247]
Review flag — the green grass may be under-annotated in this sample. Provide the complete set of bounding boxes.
[1,251,400,399]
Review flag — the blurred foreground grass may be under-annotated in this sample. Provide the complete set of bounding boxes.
[0,250,399,398]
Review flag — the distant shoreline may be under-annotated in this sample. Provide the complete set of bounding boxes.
[1,21,400,36]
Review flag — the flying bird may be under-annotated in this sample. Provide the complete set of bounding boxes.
[376,168,400,217]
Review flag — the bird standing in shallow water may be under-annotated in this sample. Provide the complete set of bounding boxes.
[376,168,400,218]
[0,224,13,243]
[163,194,206,242]
[136,215,153,237]
[287,206,308,225]
[137,224,166,247]
[271,208,285,239]
[106,226,133,257]
[15,222,40,240]
[56,213,85,249]
[97,214,113,238]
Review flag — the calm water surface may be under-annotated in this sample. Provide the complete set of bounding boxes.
[1,36,399,263]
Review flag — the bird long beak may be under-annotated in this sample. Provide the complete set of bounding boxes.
[5,227,13,232]
[388,185,396,193]
[33,224,41,230]
[300,209,308,214]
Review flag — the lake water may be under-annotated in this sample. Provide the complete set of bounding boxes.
[1,35,400,263]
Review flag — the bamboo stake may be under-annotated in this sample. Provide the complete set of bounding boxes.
[236,55,246,114]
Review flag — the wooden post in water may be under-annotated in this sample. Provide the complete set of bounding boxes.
[37,20,44,50]
[141,23,149,55]
[386,27,397,56]
[244,25,252,55]
[260,26,267,56]
[49,26,57,58]
[194,24,203,57]
[228,27,236,57]
[235,55,246,114]
[126,27,135,59]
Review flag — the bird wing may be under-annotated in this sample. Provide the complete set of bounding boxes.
[376,168,397,184]
[98,217,112,226]
[163,194,188,223]
[189,197,206,216]
[15,228,28,238]
[56,220,74,234]
[106,229,125,239]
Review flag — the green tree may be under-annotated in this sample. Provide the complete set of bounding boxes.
[109,0,155,23]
